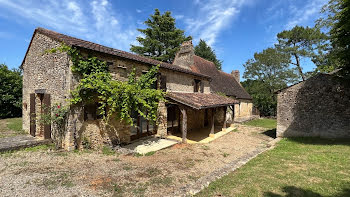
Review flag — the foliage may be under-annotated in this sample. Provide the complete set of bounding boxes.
[50,44,165,126]
[130,9,192,63]
[276,26,328,81]
[243,48,299,116]
[39,103,69,148]
[328,0,350,80]
[196,138,350,197]
[315,0,345,74]
[194,39,222,70]
[0,64,22,118]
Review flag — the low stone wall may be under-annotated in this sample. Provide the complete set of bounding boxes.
[76,118,130,149]
[277,74,350,138]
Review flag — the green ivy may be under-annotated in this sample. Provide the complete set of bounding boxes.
[48,43,165,125]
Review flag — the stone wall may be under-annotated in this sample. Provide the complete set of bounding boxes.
[277,74,350,138]
[22,32,74,148]
[233,100,254,122]
[162,69,210,93]
[76,118,131,149]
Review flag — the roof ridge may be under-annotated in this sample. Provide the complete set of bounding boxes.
[31,27,211,79]
[194,55,216,65]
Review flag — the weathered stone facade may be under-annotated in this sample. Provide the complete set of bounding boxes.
[233,100,254,122]
[22,28,255,150]
[277,73,350,138]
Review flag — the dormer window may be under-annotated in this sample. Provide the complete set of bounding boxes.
[194,79,201,92]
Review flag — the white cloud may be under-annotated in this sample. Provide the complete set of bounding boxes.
[136,9,142,13]
[285,0,328,29]
[174,14,184,20]
[185,0,248,46]
[0,0,139,51]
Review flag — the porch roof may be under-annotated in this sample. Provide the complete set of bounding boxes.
[166,92,239,110]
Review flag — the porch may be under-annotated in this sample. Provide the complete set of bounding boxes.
[165,92,238,143]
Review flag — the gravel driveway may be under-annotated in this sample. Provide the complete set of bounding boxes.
[0,124,274,197]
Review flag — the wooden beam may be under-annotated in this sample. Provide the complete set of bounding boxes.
[223,107,227,129]
[210,108,215,135]
[179,106,187,143]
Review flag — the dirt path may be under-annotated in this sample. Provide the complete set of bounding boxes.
[0,124,274,197]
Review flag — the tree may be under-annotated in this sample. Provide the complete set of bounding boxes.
[0,64,22,118]
[194,39,222,70]
[276,26,328,81]
[130,9,192,63]
[329,0,350,79]
[243,48,299,116]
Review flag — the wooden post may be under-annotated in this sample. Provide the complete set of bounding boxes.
[223,107,227,130]
[179,106,187,143]
[210,108,215,137]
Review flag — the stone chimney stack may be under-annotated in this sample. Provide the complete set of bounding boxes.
[173,41,194,70]
[231,70,240,83]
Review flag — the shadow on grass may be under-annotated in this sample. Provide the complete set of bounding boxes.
[286,137,350,146]
[264,186,350,197]
[262,128,276,139]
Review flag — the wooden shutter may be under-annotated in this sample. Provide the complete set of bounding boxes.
[30,93,36,137]
[43,94,51,139]
[160,75,167,91]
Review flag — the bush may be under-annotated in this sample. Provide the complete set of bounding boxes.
[0,64,22,118]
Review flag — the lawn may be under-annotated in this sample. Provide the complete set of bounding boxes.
[0,117,25,138]
[243,118,277,129]
[196,137,350,197]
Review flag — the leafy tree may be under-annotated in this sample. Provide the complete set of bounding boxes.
[241,80,276,117]
[194,39,222,70]
[130,9,192,63]
[0,64,22,118]
[276,26,328,81]
[243,48,299,116]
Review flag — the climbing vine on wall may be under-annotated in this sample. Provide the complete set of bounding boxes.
[47,43,165,125]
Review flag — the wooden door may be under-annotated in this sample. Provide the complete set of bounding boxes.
[43,94,51,139]
[30,93,36,136]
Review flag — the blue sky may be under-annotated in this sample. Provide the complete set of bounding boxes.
[0,0,328,79]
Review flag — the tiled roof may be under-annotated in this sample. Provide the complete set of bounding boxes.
[190,55,252,99]
[24,27,210,79]
[167,92,238,109]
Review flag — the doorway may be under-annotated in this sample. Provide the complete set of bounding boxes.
[29,92,51,139]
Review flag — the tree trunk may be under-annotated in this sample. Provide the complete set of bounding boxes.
[294,53,305,81]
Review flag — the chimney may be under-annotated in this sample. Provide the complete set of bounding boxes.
[231,70,240,83]
[173,41,194,70]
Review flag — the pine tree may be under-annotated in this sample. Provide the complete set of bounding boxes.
[130,9,191,63]
[194,39,222,70]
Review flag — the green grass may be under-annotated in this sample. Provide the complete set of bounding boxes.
[196,138,350,197]
[6,117,24,133]
[0,117,25,137]
[243,118,277,129]
[102,145,115,155]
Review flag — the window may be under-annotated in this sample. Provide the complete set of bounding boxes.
[194,79,201,92]
[159,75,167,91]
[84,103,106,120]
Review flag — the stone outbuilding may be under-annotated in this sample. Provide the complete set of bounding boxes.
[21,27,255,150]
[276,71,350,138]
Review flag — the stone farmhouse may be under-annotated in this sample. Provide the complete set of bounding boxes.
[277,71,350,138]
[22,27,254,150]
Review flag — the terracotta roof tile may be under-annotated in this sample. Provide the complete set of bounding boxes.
[30,27,210,79]
[190,55,252,99]
[167,92,238,109]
